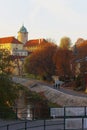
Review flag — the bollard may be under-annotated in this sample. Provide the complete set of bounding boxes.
[7,124,9,130]
[25,121,27,130]
[44,120,46,130]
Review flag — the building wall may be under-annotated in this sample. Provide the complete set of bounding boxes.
[18,32,28,44]
[25,46,39,52]
[0,43,23,53]
[0,43,11,50]
[11,44,23,50]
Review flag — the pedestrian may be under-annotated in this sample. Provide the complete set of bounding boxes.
[58,84,60,89]
[56,84,57,89]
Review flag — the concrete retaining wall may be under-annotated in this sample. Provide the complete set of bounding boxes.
[13,77,87,106]
[25,83,87,106]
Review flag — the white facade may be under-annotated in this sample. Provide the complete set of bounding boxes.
[12,49,28,57]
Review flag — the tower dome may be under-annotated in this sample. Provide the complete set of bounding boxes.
[18,25,28,44]
[19,25,28,33]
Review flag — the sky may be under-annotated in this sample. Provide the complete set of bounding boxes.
[0,0,87,45]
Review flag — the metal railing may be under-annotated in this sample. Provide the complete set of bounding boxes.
[1,106,87,130]
[0,119,64,130]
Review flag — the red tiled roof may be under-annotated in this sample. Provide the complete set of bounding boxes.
[0,36,23,44]
[24,39,47,47]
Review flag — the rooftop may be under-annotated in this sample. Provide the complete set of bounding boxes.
[24,39,47,47]
[0,36,23,44]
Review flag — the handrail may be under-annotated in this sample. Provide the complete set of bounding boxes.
[0,119,64,130]
[1,106,87,129]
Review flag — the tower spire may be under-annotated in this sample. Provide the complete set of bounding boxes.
[17,25,28,44]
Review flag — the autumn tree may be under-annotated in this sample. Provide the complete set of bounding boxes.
[72,40,87,90]
[59,36,72,50]
[75,38,84,45]
[24,43,57,81]
[53,48,73,80]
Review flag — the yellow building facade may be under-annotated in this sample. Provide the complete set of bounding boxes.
[0,36,23,53]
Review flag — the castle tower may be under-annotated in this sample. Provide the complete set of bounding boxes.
[17,25,28,44]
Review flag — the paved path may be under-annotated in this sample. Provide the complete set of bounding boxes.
[12,76,87,98]
[57,87,87,98]
[37,79,87,98]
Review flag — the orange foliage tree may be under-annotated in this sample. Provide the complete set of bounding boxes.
[24,43,57,81]
[74,40,87,78]
[53,48,73,79]
[71,39,87,90]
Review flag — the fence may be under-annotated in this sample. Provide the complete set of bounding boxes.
[1,106,87,130]
[50,106,87,130]
[0,119,64,130]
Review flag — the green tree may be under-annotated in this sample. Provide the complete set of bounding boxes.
[0,49,18,108]
[0,74,18,106]
[59,36,71,49]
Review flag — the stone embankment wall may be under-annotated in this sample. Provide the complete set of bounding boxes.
[12,77,87,106]
[22,81,87,107]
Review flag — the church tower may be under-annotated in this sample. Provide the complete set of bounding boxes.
[17,25,28,44]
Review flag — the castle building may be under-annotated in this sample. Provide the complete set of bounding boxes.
[0,25,47,75]
[0,36,23,52]
[0,25,48,54]
[17,25,48,52]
